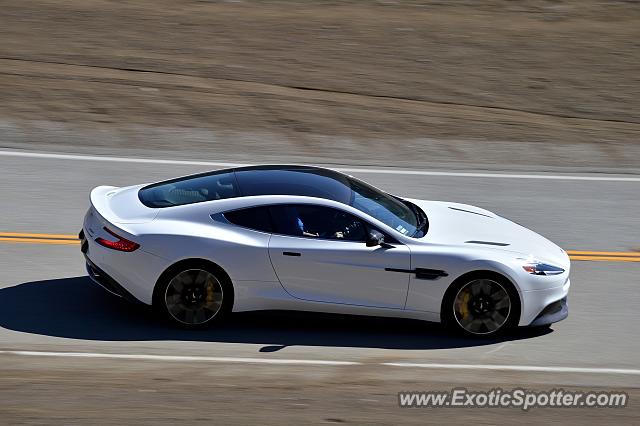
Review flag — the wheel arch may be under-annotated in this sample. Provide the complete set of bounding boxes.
[440,269,522,325]
[152,258,235,309]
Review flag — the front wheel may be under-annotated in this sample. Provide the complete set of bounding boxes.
[443,275,519,337]
[154,265,232,328]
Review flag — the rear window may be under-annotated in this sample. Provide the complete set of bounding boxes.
[139,171,239,208]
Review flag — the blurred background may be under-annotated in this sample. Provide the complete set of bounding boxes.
[2,0,638,170]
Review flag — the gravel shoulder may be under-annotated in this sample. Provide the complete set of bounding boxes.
[1,355,638,425]
[1,0,639,171]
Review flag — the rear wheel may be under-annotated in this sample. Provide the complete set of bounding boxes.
[154,264,232,328]
[443,274,519,337]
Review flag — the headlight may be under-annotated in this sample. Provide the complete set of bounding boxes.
[522,261,565,276]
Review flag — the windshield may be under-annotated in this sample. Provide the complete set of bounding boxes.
[346,177,425,237]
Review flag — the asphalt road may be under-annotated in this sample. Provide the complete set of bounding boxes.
[1,149,639,423]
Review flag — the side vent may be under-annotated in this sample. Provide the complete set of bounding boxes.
[465,240,510,247]
[449,207,492,218]
[415,268,449,280]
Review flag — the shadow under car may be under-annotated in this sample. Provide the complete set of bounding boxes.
[0,277,552,350]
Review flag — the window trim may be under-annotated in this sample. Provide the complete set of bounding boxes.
[218,203,401,244]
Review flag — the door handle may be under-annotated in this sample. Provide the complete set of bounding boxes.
[283,251,301,257]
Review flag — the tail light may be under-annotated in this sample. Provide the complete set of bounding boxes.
[96,227,140,252]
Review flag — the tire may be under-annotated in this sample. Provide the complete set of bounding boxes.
[442,272,520,338]
[153,261,233,329]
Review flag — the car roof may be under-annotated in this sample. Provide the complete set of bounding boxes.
[138,165,357,208]
[233,165,352,202]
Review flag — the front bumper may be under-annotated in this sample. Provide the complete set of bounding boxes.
[529,297,568,326]
[520,278,571,326]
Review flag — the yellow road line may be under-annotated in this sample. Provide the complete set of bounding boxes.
[0,232,78,240]
[0,232,639,262]
[567,250,640,262]
[567,250,640,256]
[0,237,79,245]
[569,255,640,262]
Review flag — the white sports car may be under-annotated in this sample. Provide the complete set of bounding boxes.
[80,165,570,337]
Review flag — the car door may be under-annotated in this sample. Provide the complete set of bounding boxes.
[267,204,411,309]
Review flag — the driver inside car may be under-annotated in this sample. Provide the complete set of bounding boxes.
[296,217,319,237]
[307,213,364,240]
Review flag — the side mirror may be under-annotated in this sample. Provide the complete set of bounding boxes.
[367,229,392,247]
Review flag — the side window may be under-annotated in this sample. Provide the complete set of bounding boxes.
[269,205,367,242]
[224,206,273,233]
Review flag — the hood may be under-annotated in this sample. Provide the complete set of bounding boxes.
[408,199,568,268]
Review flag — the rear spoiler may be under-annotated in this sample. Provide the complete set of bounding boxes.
[90,185,159,224]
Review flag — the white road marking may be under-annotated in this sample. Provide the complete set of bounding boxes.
[0,350,360,366]
[0,149,246,168]
[1,350,639,375]
[1,149,639,182]
[383,362,640,376]
[484,343,507,355]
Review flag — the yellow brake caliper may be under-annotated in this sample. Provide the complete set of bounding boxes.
[205,279,215,305]
[459,290,471,320]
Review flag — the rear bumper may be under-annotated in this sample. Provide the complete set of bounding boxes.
[80,227,147,304]
[80,209,170,305]
[85,257,143,304]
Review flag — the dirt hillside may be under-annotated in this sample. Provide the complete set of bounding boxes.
[1,0,639,169]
